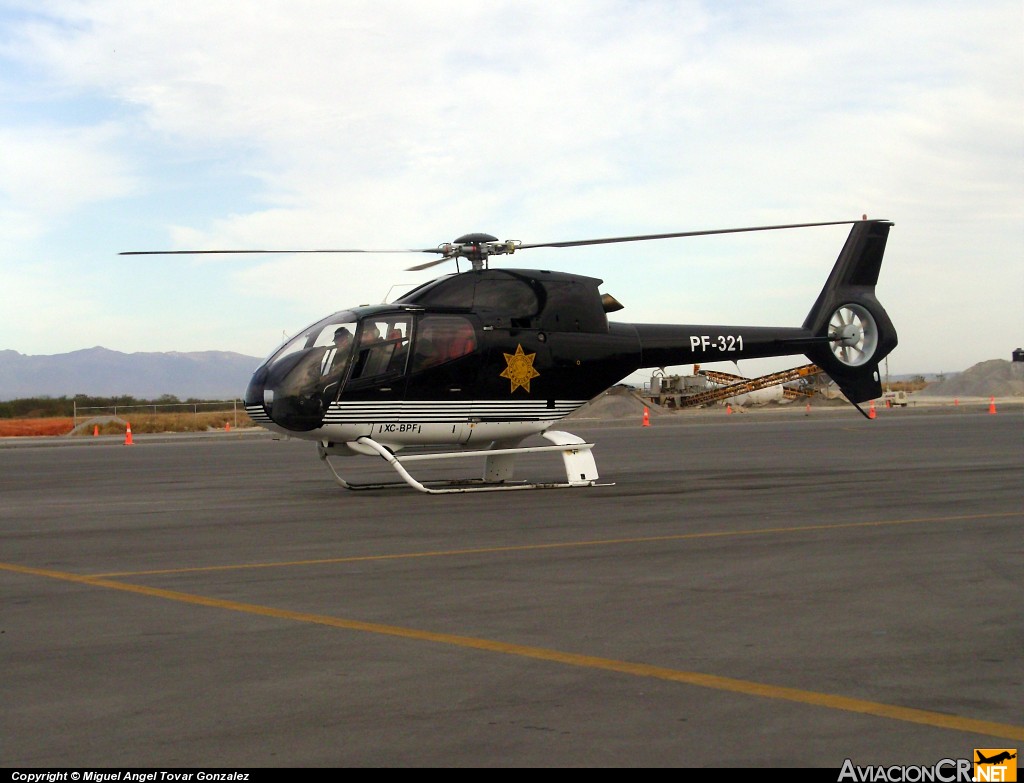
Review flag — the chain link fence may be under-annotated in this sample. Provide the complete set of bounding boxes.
[73,399,241,429]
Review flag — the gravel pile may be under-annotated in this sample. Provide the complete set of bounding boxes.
[567,386,664,420]
[917,359,1024,397]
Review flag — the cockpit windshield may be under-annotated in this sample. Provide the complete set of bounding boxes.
[265,311,359,367]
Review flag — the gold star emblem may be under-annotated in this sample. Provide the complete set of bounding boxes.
[499,344,541,393]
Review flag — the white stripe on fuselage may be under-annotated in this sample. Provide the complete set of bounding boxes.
[322,399,587,423]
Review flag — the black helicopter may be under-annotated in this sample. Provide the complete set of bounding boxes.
[124,218,897,492]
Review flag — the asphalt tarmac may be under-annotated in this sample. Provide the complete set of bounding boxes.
[2,407,1021,767]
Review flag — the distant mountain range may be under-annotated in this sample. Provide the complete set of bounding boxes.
[0,347,263,400]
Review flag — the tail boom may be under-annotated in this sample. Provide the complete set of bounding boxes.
[623,220,897,404]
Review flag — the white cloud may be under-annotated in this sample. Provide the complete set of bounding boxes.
[0,125,137,231]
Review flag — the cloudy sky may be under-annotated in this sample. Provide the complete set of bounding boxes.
[1,0,1021,380]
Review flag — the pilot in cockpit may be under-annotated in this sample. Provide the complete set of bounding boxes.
[321,326,353,377]
[334,326,353,349]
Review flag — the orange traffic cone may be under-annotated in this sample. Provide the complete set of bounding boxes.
[225,421,231,432]
[93,424,99,437]
[805,402,811,415]
[868,400,876,420]
[642,407,650,427]
[726,403,733,415]
[124,422,134,445]
[988,396,997,414]
[954,398,959,407]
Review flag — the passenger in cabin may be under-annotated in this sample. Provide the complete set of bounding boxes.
[351,325,385,378]
[360,325,380,346]
[447,322,477,361]
[387,329,409,372]
[412,318,477,371]
[412,335,441,370]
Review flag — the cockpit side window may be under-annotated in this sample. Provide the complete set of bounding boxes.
[350,317,412,381]
[411,315,477,373]
[317,321,357,400]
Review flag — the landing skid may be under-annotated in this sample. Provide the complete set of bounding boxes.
[318,431,612,493]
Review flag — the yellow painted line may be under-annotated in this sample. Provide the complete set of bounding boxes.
[3,559,1023,742]
[89,510,1021,578]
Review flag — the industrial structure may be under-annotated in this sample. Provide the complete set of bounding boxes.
[646,364,825,408]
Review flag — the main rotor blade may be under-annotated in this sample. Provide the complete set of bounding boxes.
[405,256,453,272]
[516,220,882,251]
[120,219,887,259]
[119,248,442,256]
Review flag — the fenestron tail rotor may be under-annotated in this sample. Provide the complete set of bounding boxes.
[120,219,883,272]
[828,303,879,367]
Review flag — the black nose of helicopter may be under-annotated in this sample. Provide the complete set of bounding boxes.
[245,351,332,433]
[245,312,359,433]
